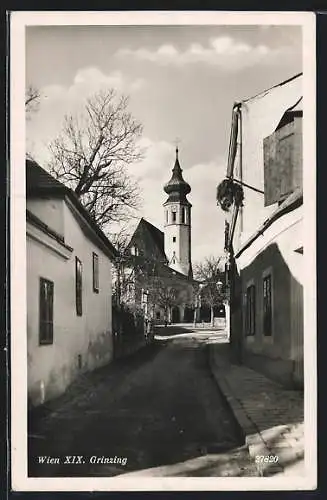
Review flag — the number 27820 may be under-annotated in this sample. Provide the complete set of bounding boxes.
[255,455,279,463]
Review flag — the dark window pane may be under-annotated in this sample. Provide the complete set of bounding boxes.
[39,278,54,345]
[93,252,99,292]
[245,285,255,336]
[263,275,272,335]
[76,257,83,316]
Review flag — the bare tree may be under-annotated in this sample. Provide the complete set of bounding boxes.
[48,89,144,231]
[193,256,226,326]
[25,85,41,117]
[150,279,179,324]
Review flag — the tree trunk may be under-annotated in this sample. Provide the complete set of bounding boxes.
[210,306,214,327]
[193,306,197,328]
[224,301,230,339]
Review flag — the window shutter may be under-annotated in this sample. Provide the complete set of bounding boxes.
[39,278,54,345]
[276,128,294,201]
[48,281,54,343]
[76,257,83,316]
[263,133,280,206]
[93,252,99,292]
[264,114,302,207]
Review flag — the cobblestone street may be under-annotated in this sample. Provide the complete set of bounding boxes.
[28,326,259,477]
[209,341,305,477]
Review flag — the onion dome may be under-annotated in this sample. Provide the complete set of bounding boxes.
[164,147,191,203]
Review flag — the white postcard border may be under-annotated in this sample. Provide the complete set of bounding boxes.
[10,10,317,492]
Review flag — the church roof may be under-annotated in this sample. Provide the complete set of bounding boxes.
[126,217,168,263]
[164,147,191,204]
[140,218,166,258]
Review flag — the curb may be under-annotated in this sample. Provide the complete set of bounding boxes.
[208,345,284,476]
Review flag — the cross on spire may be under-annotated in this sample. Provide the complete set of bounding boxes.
[174,137,181,157]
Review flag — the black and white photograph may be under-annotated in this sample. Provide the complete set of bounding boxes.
[10,11,316,491]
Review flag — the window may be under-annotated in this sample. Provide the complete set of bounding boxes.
[131,245,139,256]
[39,278,54,345]
[75,257,83,316]
[245,284,256,336]
[165,210,168,223]
[172,211,177,223]
[263,274,272,336]
[181,207,185,224]
[173,236,176,243]
[93,252,99,293]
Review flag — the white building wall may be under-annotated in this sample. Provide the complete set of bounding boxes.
[27,198,65,236]
[237,206,303,371]
[237,206,303,281]
[27,199,113,407]
[233,75,303,252]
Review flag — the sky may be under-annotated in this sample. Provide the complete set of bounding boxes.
[26,23,302,264]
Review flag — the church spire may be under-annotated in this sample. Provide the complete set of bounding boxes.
[163,146,192,278]
[164,146,191,203]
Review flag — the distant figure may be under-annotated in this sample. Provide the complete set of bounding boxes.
[164,319,168,327]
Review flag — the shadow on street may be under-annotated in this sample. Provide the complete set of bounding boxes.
[28,326,255,478]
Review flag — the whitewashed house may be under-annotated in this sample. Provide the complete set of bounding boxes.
[26,159,117,407]
[222,73,304,388]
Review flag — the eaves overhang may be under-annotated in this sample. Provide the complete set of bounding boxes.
[234,189,303,259]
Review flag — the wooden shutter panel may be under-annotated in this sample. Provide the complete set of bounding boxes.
[264,132,281,207]
[264,114,302,207]
[76,257,83,316]
[276,123,294,201]
[39,278,54,344]
[48,281,54,342]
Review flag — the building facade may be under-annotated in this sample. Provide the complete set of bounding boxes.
[222,74,304,388]
[26,159,117,407]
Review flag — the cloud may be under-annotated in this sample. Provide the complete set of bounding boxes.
[126,139,227,262]
[42,67,146,110]
[116,36,295,71]
[26,67,146,164]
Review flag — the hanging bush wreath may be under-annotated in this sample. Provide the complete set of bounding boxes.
[216,178,244,212]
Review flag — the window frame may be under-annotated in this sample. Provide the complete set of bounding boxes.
[262,268,273,337]
[245,282,256,336]
[172,210,177,223]
[39,277,54,345]
[75,256,83,316]
[92,252,99,293]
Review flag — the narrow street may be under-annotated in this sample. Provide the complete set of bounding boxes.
[28,326,258,477]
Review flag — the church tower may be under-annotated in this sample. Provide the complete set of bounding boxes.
[163,147,193,278]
